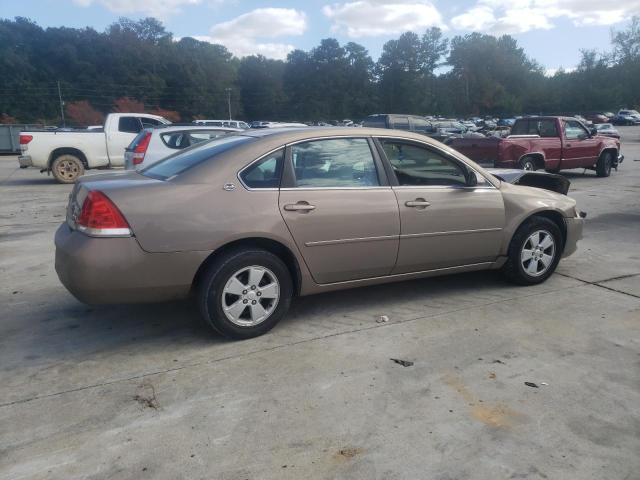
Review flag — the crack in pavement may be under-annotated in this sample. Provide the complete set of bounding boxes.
[556,272,640,299]
[0,280,604,409]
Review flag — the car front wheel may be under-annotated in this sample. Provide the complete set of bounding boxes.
[596,152,612,177]
[197,249,293,339]
[502,216,562,285]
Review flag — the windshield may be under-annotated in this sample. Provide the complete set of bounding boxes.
[142,135,252,180]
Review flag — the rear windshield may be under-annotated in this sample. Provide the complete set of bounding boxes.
[511,119,558,137]
[142,135,252,180]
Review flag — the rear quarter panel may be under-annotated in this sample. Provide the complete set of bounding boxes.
[497,137,562,169]
[103,181,298,256]
[448,136,501,164]
[24,131,109,168]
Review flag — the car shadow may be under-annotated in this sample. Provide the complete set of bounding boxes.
[15,270,513,368]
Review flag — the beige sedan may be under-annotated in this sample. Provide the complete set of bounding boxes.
[55,127,584,339]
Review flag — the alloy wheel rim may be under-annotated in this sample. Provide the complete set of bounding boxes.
[520,230,555,277]
[523,161,534,171]
[221,266,280,327]
[56,160,79,180]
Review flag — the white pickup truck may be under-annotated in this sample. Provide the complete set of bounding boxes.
[18,113,170,183]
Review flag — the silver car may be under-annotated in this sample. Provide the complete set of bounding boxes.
[124,125,241,170]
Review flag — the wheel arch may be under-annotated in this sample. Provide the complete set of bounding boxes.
[518,152,545,170]
[48,148,89,169]
[598,146,618,161]
[513,209,567,251]
[191,237,302,296]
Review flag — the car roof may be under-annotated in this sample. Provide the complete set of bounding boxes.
[235,126,436,142]
[148,124,243,132]
[175,126,500,187]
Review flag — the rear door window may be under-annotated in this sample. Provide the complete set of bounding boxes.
[291,138,379,188]
[410,117,433,133]
[390,116,410,131]
[240,149,284,189]
[118,116,142,133]
[160,130,231,149]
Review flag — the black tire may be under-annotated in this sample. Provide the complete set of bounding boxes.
[596,152,612,177]
[502,216,563,285]
[519,156,538,171]
[197,248,293,339]
[51,154,85,184]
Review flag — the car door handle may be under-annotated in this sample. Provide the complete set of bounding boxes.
[405,199,431,208]
[565,143,572,147]
[284,202,316,212]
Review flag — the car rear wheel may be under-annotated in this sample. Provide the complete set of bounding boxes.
[519,156,538,171]
[502,216,562,285]
[197,249,293,339]
[51,154,85,184]
[596,152,612,177]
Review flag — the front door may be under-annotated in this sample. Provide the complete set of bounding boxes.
[279,137,400,284]
[561,119,600,169]
[377,138,505,274]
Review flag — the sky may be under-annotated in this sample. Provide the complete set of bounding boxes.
[3,0,640,73]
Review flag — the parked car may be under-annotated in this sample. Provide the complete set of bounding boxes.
[55,127,584,339]
[448,116,622,176]
[497,118,516,127]
[18,113,170,183]
[610,109,640,125]
[363,114,451,141]
[124,124,242,170]
[573,115,593,126]
[194,119,250,129]
[433,120,485,138]
[593,123,620,139]
[583,113,609,124]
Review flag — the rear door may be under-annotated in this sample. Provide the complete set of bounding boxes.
[279,137,400,284]
[561,119,600,169]
[107,116,142,167]
[376,138,505,274]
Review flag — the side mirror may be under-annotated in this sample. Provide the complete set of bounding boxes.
[590,127,598,136]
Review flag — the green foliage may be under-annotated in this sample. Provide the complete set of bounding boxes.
[1,16,640,124]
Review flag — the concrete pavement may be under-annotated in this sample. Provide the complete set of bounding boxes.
[1,129,638,479]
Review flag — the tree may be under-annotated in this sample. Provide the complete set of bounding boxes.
[65,100,104,126]
[612,16,640,62]
[148,108,180,122]
[113,97,145,113]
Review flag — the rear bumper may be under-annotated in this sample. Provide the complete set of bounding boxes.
[562,216,584,258]
[18,155,32,168]
[54,224,209,304]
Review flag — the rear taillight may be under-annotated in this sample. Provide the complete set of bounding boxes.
[19,134,33,145]
[133,131,152,165]
[76,191,131,236]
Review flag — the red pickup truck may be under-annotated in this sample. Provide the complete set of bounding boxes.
[449,116,623,177]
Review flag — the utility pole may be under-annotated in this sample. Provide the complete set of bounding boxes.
[57,81,66,127]
[226,88,232,120]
